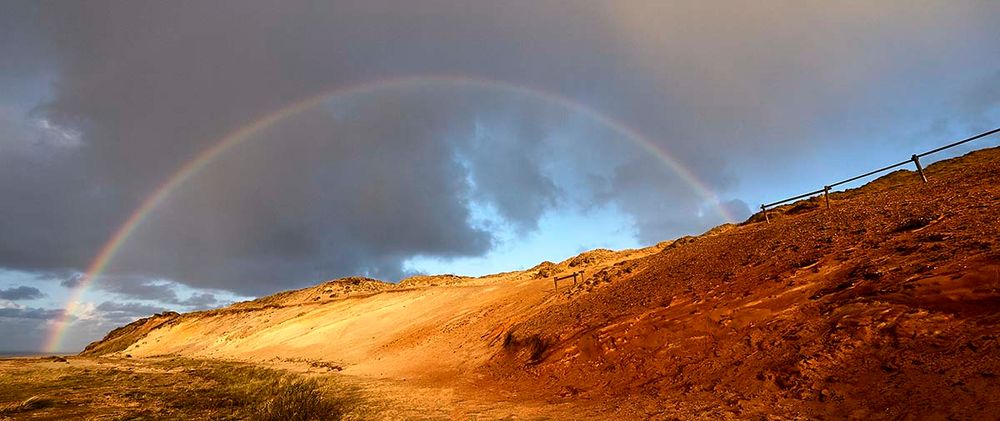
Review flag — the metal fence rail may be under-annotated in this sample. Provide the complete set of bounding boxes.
[759,127,1000,222]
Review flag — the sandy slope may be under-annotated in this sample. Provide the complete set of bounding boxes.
[84,147,1000,419]
[485,147,1000,418]
[86,244,663,387]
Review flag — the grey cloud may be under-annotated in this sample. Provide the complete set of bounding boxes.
[94,277,181,303]
[93,277,222,309]
[0,306,63,320]
[178,293,219,309]
[0,0,996,301]
[959,70,1000,132]
[0,108,114,274]
[0,305,140,353]
[96,301,165,313]
[0,317,51,353]
[0,286,45,300]
[456,105,565,233]
[100,92,495,293]
[59,273,84,288]
[96,301,171,320]
[719,200,753,225]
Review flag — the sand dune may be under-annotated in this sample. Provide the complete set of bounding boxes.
[84,147,1000,419]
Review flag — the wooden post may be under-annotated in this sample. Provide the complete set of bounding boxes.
[554,272,581,290]
[761,204,769,223]
[911,154,928,183]
[823,186,831,209]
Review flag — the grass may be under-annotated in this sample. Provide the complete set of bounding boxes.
[0,395,57,415]
[153,359,350,420]
[0,356,361,420]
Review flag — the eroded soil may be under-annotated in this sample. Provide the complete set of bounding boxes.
[487,148,1000,418]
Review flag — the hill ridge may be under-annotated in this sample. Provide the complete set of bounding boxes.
[82,146,1000,419]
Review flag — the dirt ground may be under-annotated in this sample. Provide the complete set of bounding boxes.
[486,147,1000,419]
[0,356,588,420]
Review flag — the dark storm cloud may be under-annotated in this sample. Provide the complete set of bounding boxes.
[93,276,181,303]
[0,307,62,320]
[96,301,171,319]
[59,273,85,289]
[0,0,997,298]
[0,302,154,352]
[0,107,115,273]
[456,105,562,233]
[90,276,222,309]
[178,293,218,309]
[0,286,44,301]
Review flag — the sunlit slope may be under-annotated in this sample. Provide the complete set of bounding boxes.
[84,147,1000,418]
[487,147,1000,418]
[83,243,664,380]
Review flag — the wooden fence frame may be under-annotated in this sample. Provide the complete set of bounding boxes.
[553,271,584,289]
[759,127,1000,222]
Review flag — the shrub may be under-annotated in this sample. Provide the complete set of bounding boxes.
[248,376,343,421]
[156,360,350,420]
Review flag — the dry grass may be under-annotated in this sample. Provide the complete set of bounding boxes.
[0,357,361,420]
[0,395,57,415]
[153,359,351,420]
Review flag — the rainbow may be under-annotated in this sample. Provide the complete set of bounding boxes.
[44,75,733,352]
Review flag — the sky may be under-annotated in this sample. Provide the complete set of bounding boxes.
[0,1,998,353]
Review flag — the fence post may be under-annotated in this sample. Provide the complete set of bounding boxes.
[911,154,928,183]
[759,129,997,222]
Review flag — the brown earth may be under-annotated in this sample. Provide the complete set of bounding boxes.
[72,147,1000,419]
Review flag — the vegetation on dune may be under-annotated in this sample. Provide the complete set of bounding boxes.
[153,359,351,421]
[0,357,359,420]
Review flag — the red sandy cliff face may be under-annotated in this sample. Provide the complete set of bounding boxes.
[486,148,1000,418]
[83,147,1000,419]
